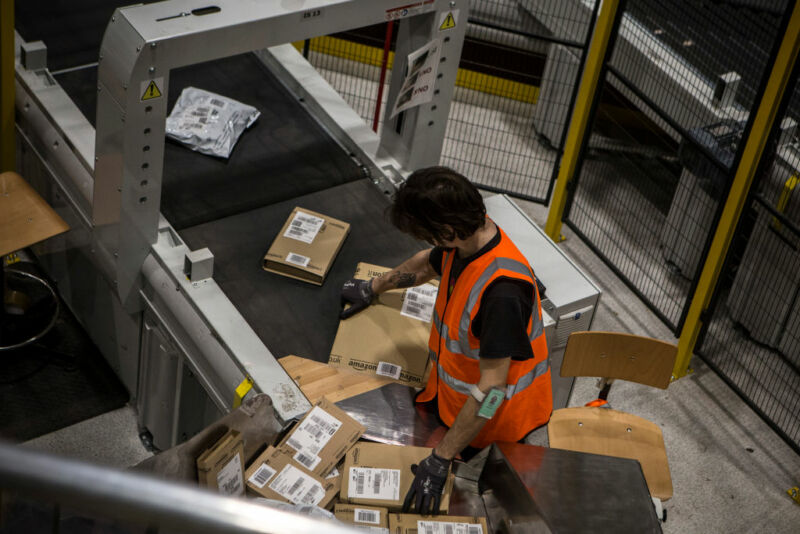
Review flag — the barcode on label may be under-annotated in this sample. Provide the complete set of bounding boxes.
[356,472,365,495]
[468,526,483,534]
[372,472,382,495]
[354,508,380,525]
[286,252,310,267]
[293,449,321,471]
[283,211,324,244]
[248,464,276,489]
[209,98,226,108]
[423,524,434,534]
[376,361,401,379]
[288,476,304,497]
[301,484,320,505]
[400,283,437,322]
[445,525,454,534]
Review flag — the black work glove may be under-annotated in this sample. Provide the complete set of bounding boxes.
[402,450,452,515]
[340,278,375,319]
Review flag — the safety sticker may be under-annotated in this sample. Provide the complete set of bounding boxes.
[140,78,163,101]
[216,453,244,496]
[439,10,458,31]
[269,464,325,505]
[417,521,483,534]
[285,406,343,457]
[354,508,381,525]
[348,467,401,501]
[284,210,325,244]
[376,361,402,380]
[400,283,437,322]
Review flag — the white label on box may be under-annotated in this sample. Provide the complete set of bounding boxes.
[286,252,311,267]
[354,508,381,525]
[249,463,277,489]
[285,406,343,456]
[400,284,438,322]
[417,521,483,534]
[348,467,401,501]
[216,452,244,496]
[376,361,402,380]
[293,449,322,471]
[269,464,325,506]
[284,211,325,244]
[326,466,340,479]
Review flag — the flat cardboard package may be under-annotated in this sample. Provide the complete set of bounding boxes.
[263,207,350,285]
[389,514,488,534]
[245,446,339,508]
[334,503,390,530]
[276,397,365,477]
[196,429,245,496]
[341,442,454,513]
[329,263,439,386]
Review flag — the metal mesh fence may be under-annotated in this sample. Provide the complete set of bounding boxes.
[697,76,800,453]
[565,0,787,331]
[296,1,597,202]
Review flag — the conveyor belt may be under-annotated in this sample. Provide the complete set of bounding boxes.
[54,53,365,229]
[179,178,426,363]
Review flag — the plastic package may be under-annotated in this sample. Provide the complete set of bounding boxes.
[165,87,260,158]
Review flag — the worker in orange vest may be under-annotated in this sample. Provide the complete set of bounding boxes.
[340,166,552,515]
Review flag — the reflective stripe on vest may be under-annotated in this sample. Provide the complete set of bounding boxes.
[434,358,549,400]
[431,257,544,360]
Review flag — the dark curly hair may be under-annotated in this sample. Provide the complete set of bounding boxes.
[390,166,486,244]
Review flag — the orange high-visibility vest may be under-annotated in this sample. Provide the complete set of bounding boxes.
[417,225,552,447]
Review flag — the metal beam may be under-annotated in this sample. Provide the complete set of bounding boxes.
[544,0,621,242]
[0,0,14,171]
[674,1,800,378]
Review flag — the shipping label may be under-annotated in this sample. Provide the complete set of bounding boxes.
[269,464,325,506]
[353,507,381,525]
[348,467,401,501]
[376,361,402,380]
[400,283,438,322]
[285,406,343,457]
[284,211,325,244]
[216,453,244,496]
[417,521,483,534]
[248,462,277,489]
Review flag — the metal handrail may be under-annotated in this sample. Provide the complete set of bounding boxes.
[0,442,361,534]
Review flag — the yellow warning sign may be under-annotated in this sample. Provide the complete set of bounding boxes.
[439,11,457,31]
[141,80,162,101]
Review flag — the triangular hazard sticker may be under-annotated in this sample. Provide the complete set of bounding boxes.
[439,12,456,31]
[141,80,162,101]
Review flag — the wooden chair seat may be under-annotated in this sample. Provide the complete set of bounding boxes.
[0,172,69,256]
[548,406,673,500]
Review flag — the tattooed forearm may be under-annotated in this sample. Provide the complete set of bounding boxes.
[390,272,417,288]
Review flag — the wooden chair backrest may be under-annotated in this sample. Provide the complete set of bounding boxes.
[560,331,677,389]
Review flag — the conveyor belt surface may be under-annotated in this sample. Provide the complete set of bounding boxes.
[179,178,426,363]
[54,53,364,229]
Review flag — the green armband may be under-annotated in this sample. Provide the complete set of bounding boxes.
[473,386,506,419]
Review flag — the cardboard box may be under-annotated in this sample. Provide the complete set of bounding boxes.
[276,397,365,477]
[388,514,489,534]
[196,429,245,496]
[329,263,438,386]
[335,503,390,530]
[263,207,350,285]
[341,442,454,513]
[245,446,339,508]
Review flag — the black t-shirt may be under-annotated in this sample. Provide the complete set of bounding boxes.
[429,230,535,361]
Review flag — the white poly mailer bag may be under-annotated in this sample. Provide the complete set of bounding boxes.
[165,87,260,158]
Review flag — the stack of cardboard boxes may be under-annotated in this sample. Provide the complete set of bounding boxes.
[195,397,488,533]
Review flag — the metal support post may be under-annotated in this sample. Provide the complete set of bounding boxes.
[0,0,14,171]
[674,1,800,379]
[544,0,621,242]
